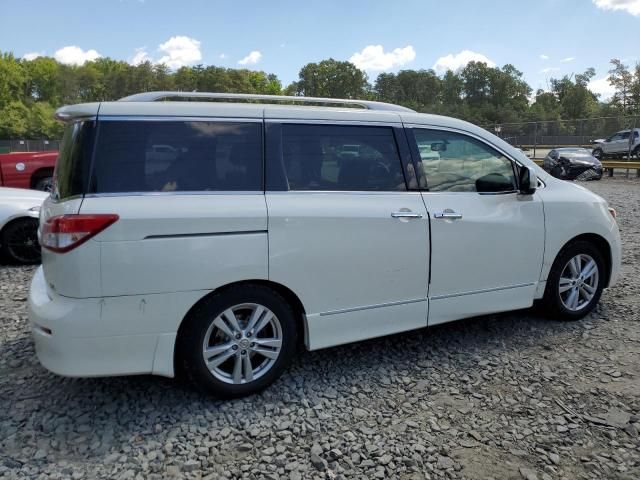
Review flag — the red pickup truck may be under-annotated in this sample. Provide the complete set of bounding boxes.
[0,151,57,191]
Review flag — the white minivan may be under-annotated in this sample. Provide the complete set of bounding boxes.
[29,92,621,398]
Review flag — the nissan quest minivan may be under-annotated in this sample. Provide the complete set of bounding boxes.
[29,92,621,398]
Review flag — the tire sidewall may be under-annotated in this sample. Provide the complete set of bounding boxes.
[545,241,605,320]
[178,285,297,398]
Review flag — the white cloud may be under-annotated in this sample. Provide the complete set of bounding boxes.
[54,46,102,65]
[157,35,202,69]
[280,43,286,48]
[219,53,227,59]
[130,47,150,65]
[593,0,640,16]
[22,52,44,61]
[540,67,560,73]
[238,50,262,65]
[540,54,549,60]
[349,45,416,71]
[561,56,575,63]
[433,49,495,73]
[588,75,616,100]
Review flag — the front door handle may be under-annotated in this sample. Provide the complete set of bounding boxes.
[391,211,423,219]
[433,211,463,220]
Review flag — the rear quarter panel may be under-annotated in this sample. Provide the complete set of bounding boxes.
[80,194,269,297]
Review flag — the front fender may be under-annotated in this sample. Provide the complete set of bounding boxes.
[538,179,621,288]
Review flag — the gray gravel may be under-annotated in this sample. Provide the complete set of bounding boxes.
[1,177,639,480]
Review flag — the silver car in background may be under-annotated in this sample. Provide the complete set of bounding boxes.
[0,187,47,264]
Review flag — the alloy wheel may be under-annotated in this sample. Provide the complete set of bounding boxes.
[202,303,283,384]
[5,220,41,263]
[558,254,599,311]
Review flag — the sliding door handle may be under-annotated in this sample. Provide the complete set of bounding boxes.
[433,211,463,220]
[391,211,423,219]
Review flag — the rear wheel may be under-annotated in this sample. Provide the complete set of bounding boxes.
[177,285,297,398]
[34,176,53,192]
[543,240,605,320]
[633,146,640,160]
[1,218,41,264]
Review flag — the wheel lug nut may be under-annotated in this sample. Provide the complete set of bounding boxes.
[235,333,241,340]
[241,350,246,355]
[247,332,252,337]
[250,342,255,348]
[232,345,238,350]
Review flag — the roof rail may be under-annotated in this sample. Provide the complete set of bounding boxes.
[118,91,415,113]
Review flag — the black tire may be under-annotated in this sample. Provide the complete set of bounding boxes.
[633,146,640,160]
[176,284,298,398]
[592,148,603,160]
[1,218,41,264]
[542,240,606,321]
[34,176,53,192]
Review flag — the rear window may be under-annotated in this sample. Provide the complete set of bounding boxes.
[89,121,262,193]
[53,121,94,200]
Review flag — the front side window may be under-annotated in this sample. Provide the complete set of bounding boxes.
[281,124,406,191]
[90,121,262,193]
[620,132,630,140]
[413,129,517,193]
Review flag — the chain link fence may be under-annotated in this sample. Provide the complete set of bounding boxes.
[483,116,640,159]
[0,139,60,154]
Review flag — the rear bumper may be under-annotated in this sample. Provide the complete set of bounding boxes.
[28,266,202,378]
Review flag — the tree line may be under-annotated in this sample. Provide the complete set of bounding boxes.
[0,50,638,140]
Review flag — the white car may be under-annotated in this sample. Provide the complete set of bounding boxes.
[0,187,47,264]
[592,128,640,159]
[29,92,621,398]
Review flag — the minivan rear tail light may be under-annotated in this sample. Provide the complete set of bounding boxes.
[41,214,119,253]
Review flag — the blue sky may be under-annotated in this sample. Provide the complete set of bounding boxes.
[2,0,639,98]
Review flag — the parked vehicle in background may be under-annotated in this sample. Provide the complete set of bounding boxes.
[0,187,47,264]
[0,151,58,191]
[543,148,603,181]
[592,129,640,159]
[29,92,621,398]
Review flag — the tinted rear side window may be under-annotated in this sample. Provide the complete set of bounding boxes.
[54,121,94,200]
[89,121,262,193]
[280,124,406,191]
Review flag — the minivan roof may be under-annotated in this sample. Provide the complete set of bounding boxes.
[53,92,536,168]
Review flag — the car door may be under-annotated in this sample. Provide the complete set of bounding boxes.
[603,133,624,155]
[265,121,430,350]
[406,126,545,326]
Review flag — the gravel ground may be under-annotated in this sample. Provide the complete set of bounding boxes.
[1,177,639,480]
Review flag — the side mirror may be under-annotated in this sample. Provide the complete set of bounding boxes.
[518,165,537,195]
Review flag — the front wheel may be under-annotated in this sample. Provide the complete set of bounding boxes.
[176,285,298,398]
[1,218,41,264]
[592,148,603,160]
[543,240,605,320]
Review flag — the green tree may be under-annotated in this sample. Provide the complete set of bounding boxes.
[0,100,30,138]
[0,52,28,109]
[550,69,598,119]
[292,59,369,98]
[608,59,635,114]
[27,102,63,138]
